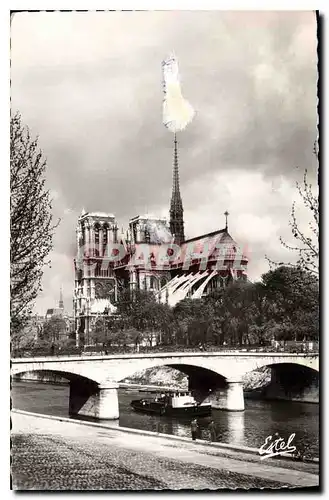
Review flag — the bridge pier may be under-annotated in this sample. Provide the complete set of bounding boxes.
[69,381,119,420]
[225,379,245,411]
[189,375,245,411]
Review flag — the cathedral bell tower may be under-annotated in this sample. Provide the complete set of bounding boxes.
[169,133,185,245]
[73,211,118,347]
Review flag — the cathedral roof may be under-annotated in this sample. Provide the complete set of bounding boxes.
[184,228,227,244]
[45,308,64,318]
[171,228,248,266]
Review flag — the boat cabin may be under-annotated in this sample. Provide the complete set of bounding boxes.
[141,390,197,408]
[165,392,196,408]
[131,389,211,416]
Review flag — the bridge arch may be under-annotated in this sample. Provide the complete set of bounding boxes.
[117,361,229,386]
[12,368,119,421]
[239,356,319,377]
[118,362,229,404]
[118,361,245,411]
[242,362,319,404]
[13,368,100,387]
[110,354,319,384]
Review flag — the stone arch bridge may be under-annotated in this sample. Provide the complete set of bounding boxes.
[12,351,319,420]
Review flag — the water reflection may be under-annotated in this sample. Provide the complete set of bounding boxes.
[156,419,190,438]
[11,382,319,457]
[226,411,245,444]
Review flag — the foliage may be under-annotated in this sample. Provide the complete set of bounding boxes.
[169,266,318,347]
[42,316,68,342]
[11,321,39,351]
[88,267,318,350]
[113,289,173,345]
[10,112,59,336]
[174,297,215,346]
[261,266,319,341]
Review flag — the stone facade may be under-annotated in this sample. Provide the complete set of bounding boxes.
[73,211,119,345]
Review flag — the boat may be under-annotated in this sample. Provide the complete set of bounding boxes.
[130,390,212,417]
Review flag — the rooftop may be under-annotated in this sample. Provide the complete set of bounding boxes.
[171,229,248,266]
[130,214,168,223]
[184,228,227,244]
[45,308,64,318]
[79,211,116,219]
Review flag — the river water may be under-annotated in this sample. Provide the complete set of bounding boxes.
[11,381,319,458]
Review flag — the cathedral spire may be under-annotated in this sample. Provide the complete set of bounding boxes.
[169,133,185,244]
[59,286,64,310]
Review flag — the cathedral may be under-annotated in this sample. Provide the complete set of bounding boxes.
[73,136,248,344]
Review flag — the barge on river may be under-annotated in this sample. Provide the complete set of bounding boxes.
[131,390,212,417]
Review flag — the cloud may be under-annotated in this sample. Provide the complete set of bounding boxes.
[182,170,306,281]
[10,11,318,314]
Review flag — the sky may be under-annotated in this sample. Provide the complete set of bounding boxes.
[10,10,318,315]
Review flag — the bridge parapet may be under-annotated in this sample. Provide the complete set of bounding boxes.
[11,351,319,386]
[11,344,319,359]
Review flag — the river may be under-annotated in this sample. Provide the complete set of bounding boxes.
[11,381,319,458]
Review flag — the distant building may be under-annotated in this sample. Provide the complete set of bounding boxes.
[45,308,64,321]
[45,287,65,320]
[44,288,74,341]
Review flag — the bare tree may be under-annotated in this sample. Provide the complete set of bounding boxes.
[10,112,59,336]
[268,142,319,276]
[281,172,318,275]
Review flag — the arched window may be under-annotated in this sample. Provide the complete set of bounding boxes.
[150,276,158,289]
[81,224,85,245]
[113,226,118,244]
[160,277,167,289]
[95,262,101,276]
[92,224,98,256]
[103,224,108,256]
